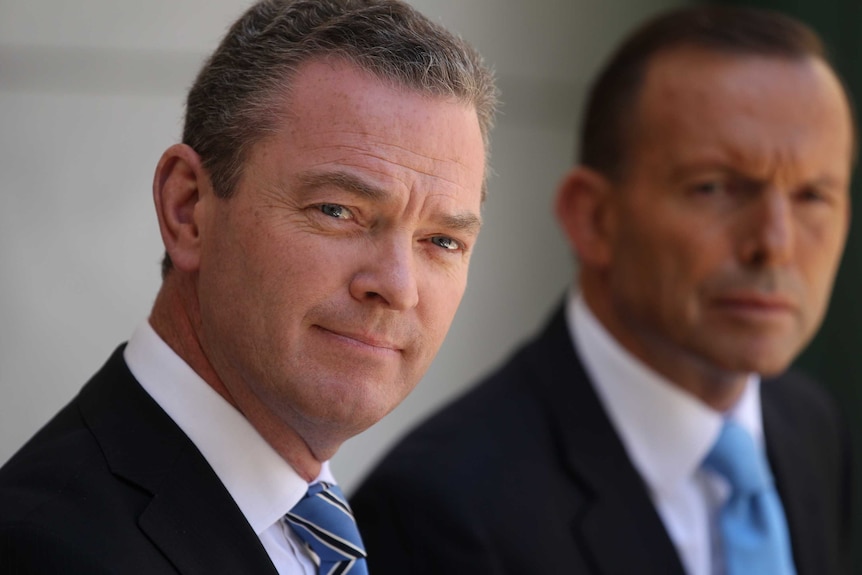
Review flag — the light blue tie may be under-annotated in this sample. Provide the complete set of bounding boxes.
[285,483,369,575]
[703,421,796,575]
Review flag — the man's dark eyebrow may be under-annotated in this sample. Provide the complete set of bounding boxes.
[298,169,482,233]
[297,170,388,202]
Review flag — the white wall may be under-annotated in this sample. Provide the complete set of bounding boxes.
[0,0,682,492]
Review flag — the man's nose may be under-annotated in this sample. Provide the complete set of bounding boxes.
[349,235,420,310]
[737,187,794,268]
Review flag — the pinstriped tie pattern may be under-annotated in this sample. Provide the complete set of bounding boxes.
[285,483,368,575]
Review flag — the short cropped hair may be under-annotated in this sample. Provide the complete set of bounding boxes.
[579,4,840,181]
[164,0,497,277]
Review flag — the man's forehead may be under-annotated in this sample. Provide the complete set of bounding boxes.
[641,47,833,98]
[634,49,844,132]
[271,63,482,183]
[272,58,488,156]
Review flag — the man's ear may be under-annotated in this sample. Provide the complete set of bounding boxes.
[152,143,209,273]
[554,166,616,268]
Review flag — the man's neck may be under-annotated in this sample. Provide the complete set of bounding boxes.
[148,275,327,481]
[580,281,749,412]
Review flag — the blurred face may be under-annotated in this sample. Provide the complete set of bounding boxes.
[194,59,486,451]
[600,49,852,399]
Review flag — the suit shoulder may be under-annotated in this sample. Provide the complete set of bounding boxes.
[763,368,845,433]
[353,312,578,514]
[0,395,146,530]
[0,362,161,569]
[0,521,114,574]
[358,308,576,485]
[387,339,549,467]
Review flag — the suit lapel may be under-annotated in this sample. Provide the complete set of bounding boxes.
[761,377,821,575]
[137,455,281,575]
[78,347,279,575]
[528,307,686,575]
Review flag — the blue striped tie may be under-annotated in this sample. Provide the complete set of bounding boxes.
[703,421,796,575]
[285,483,368,575]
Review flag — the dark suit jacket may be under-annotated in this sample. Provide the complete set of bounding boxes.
[351,305,854,575]
[0,346,280,574]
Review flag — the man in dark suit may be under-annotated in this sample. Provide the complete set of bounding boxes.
[352,5,855,575]
[0,1,496,573]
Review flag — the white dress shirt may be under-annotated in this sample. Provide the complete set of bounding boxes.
[124,321,333,575]
[566,290,768,575]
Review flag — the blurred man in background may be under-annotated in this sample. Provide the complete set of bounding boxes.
[353,5,855,574]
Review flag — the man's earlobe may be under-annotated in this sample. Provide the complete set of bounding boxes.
[152,143,207,273]
[554,166,615,268]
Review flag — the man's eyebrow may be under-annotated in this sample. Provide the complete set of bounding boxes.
[436,212,482,235]
[297,170,387,201]
[297,169,482,233]
[809,175,848,191]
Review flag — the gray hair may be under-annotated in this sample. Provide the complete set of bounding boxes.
[183,0,497,199]
[162,0,498,277]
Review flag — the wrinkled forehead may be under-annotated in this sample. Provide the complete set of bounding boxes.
[253,59,487,206]
[268,57,490,197]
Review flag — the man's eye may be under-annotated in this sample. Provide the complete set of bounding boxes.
[430,236,460,251]
[692,181,724,195]
[798,187,827,203]
[319,204,351,219]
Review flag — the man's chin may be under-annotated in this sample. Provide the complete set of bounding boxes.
[719,350,796,379]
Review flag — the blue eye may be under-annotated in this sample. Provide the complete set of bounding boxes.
[320,204,350,219]
[431,236,460,251]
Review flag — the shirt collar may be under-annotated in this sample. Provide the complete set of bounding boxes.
[565,289,763,496]
[123,321,335,534]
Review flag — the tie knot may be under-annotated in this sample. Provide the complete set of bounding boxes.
[703,421,772,495]
[285,483,368,574]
